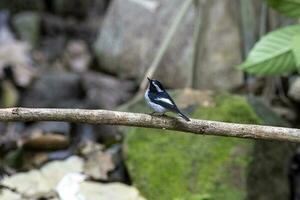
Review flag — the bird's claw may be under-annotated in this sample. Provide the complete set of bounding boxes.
[149,112,166,117]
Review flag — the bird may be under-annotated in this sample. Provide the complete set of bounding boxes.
[144,77,190,121]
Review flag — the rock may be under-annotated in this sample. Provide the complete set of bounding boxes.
[95,0,242,89]
[82,142,115,180]
[0,156,145,200]
[272,106,297,122]
[0,123,24,154]
[40,13,102,47]
[12,12,41,47]
[80,182,146,200]
[56,173,87,200]
[52,0,107,18]
[0,0,45,13]
[0,189,22,200]
[124,89,293,199]
[82,72,135,109]
[53,0,88,18]
[75,123,122,148]
[0,12,36,87]
[0,156,83,198]
[105,144,128,183]
[0,11,14,42]
[94,0,195,88]
[21,70,84,108]
[193,0,243,90]
[288,77,300,102]
[92,125,122,145]
[40,35,67,61]
[26,121,71,135]
[23,134,69,151]
[53,0,87,18]
[56,174,146,200]
[21,152,49,169]
[64,40,91,72]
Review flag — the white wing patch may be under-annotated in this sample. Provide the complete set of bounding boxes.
[156,97,174,106]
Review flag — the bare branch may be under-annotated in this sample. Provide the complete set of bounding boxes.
[0,107,299,143]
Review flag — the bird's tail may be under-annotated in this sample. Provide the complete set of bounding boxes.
[177,110,190,122]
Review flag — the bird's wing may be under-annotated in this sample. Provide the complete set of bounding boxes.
[153,92,179,112]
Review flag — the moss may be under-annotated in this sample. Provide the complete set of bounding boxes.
[124,93,261,200]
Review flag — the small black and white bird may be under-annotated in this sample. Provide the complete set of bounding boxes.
[144,77,190,121]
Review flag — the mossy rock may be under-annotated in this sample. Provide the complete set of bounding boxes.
[124,89,294,200]
[124,90,258,200]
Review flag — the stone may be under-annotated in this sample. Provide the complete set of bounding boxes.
[82,72,134,109]
[52,0,108,20]
[124,89,293,200]
[22,134,69,151]
[0,156,83,198]
[193,0,243,90]
[288,77,300,102]
[80,182,146,200]
[83,142,115,180]
[0,156,145,200]
[12,12,41,47]
[64,40,91,72]
[0,189,22,200]
[94,0,195,88]
[0,11,14,42]
[92,125,122,146]
[55,173,87,200]
[0,12,36,87]
[0,0,45,13]
[26,121,71,135]
[95,0,242,89]
[105,144,127,182]
[56,176,146,200]
[21,70,84,108]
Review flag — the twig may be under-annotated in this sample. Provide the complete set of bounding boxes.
[0,107,299,143]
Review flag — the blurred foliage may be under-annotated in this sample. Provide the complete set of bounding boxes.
[292,35,300,67]
[240,1,300,76]
[239,25,300,75]
[266,0,300,18]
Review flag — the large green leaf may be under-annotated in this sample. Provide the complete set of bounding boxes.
[239,25,300,76]
[266,0,300,18]
[292,35,300,69]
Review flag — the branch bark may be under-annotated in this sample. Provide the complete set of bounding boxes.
[0,107,299,143]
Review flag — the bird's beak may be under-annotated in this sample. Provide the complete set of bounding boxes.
[147,77,151,82]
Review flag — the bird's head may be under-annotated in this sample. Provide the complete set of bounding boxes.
[147,77,165,93]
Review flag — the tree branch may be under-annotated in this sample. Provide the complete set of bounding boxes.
[0,107,299,143]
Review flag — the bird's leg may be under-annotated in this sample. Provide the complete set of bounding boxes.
[161,113,168,117]
[150,111,158,115]
[150,112,165,116]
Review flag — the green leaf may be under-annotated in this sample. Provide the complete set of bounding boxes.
[266,0,300,18]
[239,25,300,76]
[292,35,300,69]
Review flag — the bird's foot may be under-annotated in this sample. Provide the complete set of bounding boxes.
[149,111,157,115]
[149,112,166,117]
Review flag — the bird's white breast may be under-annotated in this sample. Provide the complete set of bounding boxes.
[144,89,166,113]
